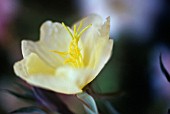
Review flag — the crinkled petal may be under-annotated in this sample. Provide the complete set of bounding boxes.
[91,39,113,80]
[22,21,73,68]
[14,53,93,94]
[82,38,113,84]
[14,58,29,80]
[40,21,71,51]
[81,16,111,67]
[99,17,110,38]
[80,16,113,83]
[14,53,55,79]
[22,40,63,68]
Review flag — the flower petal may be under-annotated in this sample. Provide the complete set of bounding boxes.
[14,57,29,80]
[83,39,113,84]
[99,16,110,38]
[24,73,84,94]
[81,16,113,83]
[26,53,55,75]
[22,21,74,68]
[72,14,103,31]
[40,21,72,51]
[92,39,113,79]
[81,16,111,67]
[22,40,63,68]
[14,53,55,78]
[14,53,93,94]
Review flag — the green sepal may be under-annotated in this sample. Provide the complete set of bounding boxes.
[77,92,98,114]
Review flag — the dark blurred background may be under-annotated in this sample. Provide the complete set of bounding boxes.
[0,0,170,114]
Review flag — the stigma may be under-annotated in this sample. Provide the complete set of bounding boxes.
[51,21,92,68]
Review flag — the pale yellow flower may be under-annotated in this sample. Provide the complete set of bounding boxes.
[14,14,113,94]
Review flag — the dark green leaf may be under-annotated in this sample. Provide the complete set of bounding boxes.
[9,106,47,114]
[85,85,124,99]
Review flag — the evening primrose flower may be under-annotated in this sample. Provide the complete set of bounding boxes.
[14,14,113,94]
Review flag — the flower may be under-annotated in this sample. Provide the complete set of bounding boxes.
[14,14,113,94]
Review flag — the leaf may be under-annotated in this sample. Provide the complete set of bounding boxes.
[0,89,35,101]
[84,84,124,100]
[159,54,170,82]
[76,92,98,114]
[9,106,47,114]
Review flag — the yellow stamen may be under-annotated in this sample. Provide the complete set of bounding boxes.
[78,24,92,38]
[62,22,74,39]
[77,21,83,33]
[51,21,92,68]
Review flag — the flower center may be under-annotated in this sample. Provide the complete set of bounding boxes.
[51,21,92,68]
